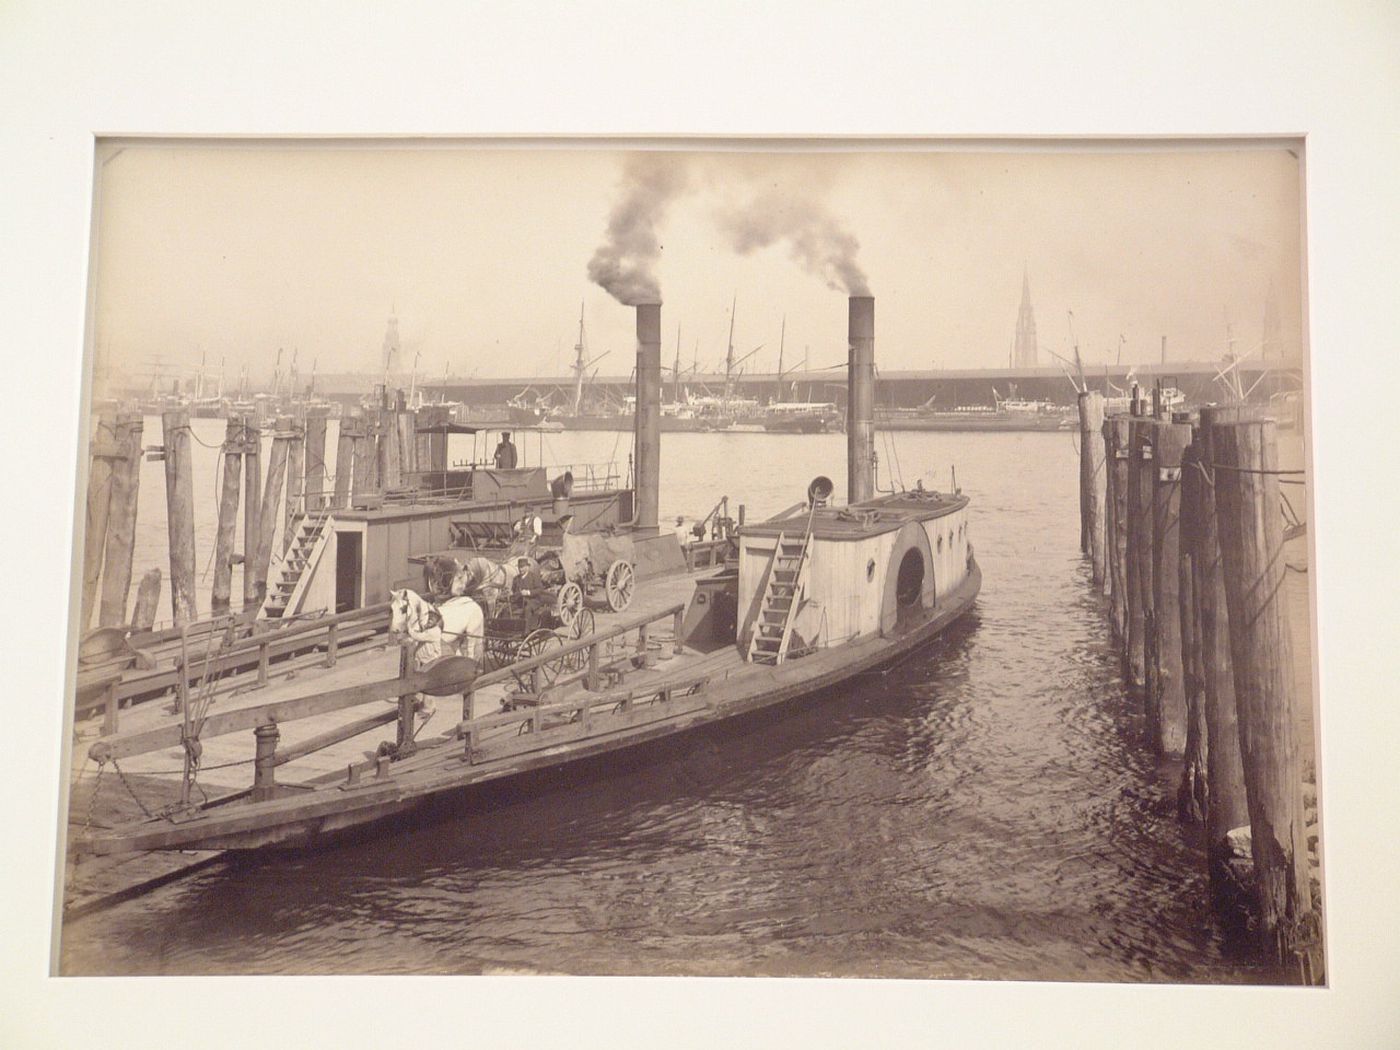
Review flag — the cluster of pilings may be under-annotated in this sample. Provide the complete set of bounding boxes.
[80,391,420,632]
[1078,384,1321,982]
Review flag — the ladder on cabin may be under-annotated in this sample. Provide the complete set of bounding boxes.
[746,526,814,665]
[260,511,333,620]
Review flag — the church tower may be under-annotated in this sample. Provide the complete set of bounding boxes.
[1013,269,1038,368]
[381,309,401,375]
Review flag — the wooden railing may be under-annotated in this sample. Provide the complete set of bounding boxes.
[88,600,690,803]
[81,603,392,735]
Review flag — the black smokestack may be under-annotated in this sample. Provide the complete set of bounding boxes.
[588,154,688,305]
[634,302,662,530]
[847,295,875,504]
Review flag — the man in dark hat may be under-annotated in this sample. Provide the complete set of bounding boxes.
[493,431,517,469]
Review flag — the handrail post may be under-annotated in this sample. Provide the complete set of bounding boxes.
[672,607,685,655]
[326,621,339,667]
[638,623,654,668]
[256,633,270,687]
[396,641,417,755]
[587,639,600,691]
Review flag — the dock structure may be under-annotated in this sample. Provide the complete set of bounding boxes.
[1078,385,1321,980]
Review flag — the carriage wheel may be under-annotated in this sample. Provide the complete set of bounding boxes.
[604,560,635,612]
[563,608,596,671]
[512,629,565,691]
[553,581,584,629]
[570,606,595,641]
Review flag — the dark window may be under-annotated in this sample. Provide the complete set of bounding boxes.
[896,548,924,608]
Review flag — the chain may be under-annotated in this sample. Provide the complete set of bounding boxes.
[111,757,155,819]
[81,761,107,835]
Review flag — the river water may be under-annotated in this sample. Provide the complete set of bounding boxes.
[60,421,1309,981]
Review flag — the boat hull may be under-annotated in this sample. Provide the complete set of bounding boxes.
[78,561,981,855]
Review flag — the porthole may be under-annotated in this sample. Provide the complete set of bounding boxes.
[866,558,876,581]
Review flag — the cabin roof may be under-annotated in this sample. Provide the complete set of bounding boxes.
[739,491,968,541]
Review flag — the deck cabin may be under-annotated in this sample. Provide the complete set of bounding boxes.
[732,488,973,654]
[281,422,633,619]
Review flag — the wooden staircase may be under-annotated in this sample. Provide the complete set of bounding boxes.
[746,527,813,666]
[260,512,333,620]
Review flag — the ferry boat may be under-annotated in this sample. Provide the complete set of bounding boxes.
[762,401,842,433]
[70,297,981,857]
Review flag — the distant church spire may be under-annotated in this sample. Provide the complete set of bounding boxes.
[1013,268,1038,368]
[381,308,401,375]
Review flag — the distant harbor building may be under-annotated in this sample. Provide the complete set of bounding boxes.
[1013,270,1038,368]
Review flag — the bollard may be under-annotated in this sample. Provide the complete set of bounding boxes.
[252,723,281,801]
[1150,418,1192,756]
[1211,412,1314,960]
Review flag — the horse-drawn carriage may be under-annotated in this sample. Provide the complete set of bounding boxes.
[408,528,637,689]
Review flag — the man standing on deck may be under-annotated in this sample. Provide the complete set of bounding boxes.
[493,431,518,469]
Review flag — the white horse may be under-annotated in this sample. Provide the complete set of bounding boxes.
[389,588,485,668]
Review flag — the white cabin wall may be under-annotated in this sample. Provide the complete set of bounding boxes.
[921,507,970,603]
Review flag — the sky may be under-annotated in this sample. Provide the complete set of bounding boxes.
[90,142,1304,389]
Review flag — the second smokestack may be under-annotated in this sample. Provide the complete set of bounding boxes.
[634,301,662,530]
[847,295,875,504]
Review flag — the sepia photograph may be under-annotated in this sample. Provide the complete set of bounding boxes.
[7,4,1399,1047]
[56,140,1322,983]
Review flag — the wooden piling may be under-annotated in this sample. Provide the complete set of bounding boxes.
[241,416,262,610]
[251,416,292,606]
[98,411,143,627]
[1210,412,1313,958]
[352,417,376,502]
[283,419,305,553]
[1124,414,1154,691]
[161,408,198,626]
[131,568,162,630]
[210,417,244,614]
[1195,406,1251,880]
[1103,415,1131,645]
[1078,391,1107,587]
[1178,440,1208,822]
[304,412,328,513]
[397,410,418,475]
[378,408,401,491]
[80,409,118,630]
[1150,418,1192,755]
[333,415,356,510]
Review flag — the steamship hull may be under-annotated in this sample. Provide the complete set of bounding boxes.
[75,555,979,855]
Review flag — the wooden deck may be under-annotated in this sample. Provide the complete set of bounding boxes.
[64,566,726,909]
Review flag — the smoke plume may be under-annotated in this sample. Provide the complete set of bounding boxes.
[587,153,689,305]
[715,187,870,296]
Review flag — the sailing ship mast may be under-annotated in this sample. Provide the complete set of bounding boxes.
[571,302,588,415]
[673,323,683,404]
[774,316,785,404]
[724,295,737,399]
